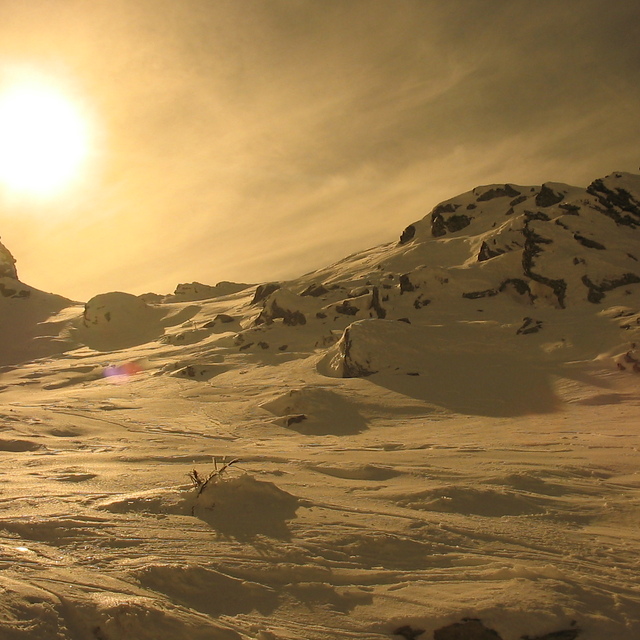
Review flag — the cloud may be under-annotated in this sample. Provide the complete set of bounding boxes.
[0,0,638,299]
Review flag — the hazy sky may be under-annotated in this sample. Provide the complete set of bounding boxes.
[0,0,638,301]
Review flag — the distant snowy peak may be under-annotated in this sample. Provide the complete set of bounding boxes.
[168,281,252,302]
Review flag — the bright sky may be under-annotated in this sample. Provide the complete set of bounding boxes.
[0,0,638,301]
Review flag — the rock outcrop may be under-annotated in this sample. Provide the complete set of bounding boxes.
[0,238,17,279]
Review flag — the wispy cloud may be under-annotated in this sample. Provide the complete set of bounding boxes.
[0,0,638,299]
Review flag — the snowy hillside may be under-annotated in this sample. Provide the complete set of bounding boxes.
[0,172,638,640]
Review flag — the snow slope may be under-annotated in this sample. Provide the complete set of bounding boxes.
[0,172,638,640]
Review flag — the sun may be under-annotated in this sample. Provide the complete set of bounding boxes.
[0,78,92,199]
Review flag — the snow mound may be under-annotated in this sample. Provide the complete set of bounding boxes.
[395,485,550,517]
[261,386,368,434]
[192,473,301,539]
[72,292,166,351]
[317,319,560,416]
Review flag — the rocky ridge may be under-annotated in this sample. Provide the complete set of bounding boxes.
[230,172,640,379]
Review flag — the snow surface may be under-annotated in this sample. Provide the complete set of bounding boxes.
[0,172,638,639]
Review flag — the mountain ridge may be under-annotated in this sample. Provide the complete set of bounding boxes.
[1,171,639,379]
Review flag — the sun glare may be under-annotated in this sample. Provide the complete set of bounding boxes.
[0,79,92,199]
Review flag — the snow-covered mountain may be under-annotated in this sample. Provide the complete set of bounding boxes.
[4,171,640,383]
[231,171,640,387]
[0,173,639,640]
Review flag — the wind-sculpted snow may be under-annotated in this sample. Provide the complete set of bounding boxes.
[0,172,638,639]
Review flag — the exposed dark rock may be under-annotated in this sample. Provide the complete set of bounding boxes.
[239,342,253,351]
[587,177,640,227]
[582,273,640,303]
[517,317,543,334]
[301,283,330,297]
[536,184,564,208]
[431,213,447,237]
[278,345,288,351]
[0,282,30,298]
[335,300,360,316]
[462,289,498,299]
[476,184,521,201]
[369,287,387,319]
[433,202,460,215]
[271,300,306,326]
[559,202,581,214]
[499,278,532,297]
[255,295,307,326]
[399,274,417,293]
[413,295,431,309]
[431,212,472,237]
[434,618,502,640]
[510,195,528,207]
[393,624,425,639]
[0,239,18,279]
[525,210,551,222]
[251,283,280,305]
[628,253,638,261]
[399,224,416,245]
[522,222,567,308]
[341,327,376,377]
[467,203,477,210]
[478,241,506,262]
[257,341,269,349]
[397,317,411,323]
[445,214,473,232]
[285,414,307,426]
[573,257,586,265]
[554,219,570,230]
[573,234,605,250]
[316,311,327,319]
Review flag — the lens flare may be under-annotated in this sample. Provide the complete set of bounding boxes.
[103,361,145,382]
